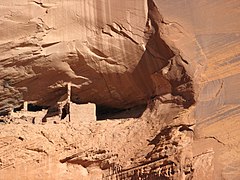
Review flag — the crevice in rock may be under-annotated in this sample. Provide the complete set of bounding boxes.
[32,1,52,9]
[41,41,60,48]
[215,81,224,98]
[193,150,214,159]
[26,147,48,155]
[60,149,117,170]
[106,24,139,45]
[101,28,113,37]
[87,44,109,58]
[178,54,189,65]
[40,131,54,144]
[204,136,225,146]
[113,21,143,38]
[60,151,86,163]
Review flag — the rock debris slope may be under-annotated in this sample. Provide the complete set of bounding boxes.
[0,0,239,179]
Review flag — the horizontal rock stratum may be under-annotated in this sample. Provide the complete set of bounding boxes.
[0,0,239,179]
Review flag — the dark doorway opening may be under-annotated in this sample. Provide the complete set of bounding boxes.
[61,108,67,119]
[61,103,70,120]
[27,104,49,112]
[96,104,147,120]
[13,104,23,112]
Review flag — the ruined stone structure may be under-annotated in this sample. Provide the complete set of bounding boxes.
[10,106,47,124]
[60,82,96,123]
[70,103,96,123]
[0,0,239,179]
[9,83,96,124]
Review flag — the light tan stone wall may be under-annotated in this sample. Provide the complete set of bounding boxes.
[70,103,96,123]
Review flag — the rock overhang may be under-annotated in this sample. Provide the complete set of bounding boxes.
[0,0,196,115]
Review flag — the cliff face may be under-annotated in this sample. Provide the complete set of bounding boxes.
[153,0,240,179]
[0,0,239,179]
[0,0,195,114]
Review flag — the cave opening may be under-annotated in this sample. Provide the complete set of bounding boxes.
[96,104,147,120]
[27,104,49,112]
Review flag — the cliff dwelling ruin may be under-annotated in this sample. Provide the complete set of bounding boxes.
[0,0,239,179]
[8,81,146,124]
[9,83,97,124]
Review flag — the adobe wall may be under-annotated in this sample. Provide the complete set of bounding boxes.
[10,110,48,124]
[70,103,96,123]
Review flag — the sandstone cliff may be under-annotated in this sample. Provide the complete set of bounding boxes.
[0,0,239,179]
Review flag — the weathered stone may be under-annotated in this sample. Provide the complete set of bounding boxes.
[0,0,239,179]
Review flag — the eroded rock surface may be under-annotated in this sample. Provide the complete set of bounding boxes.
[0,0,194,114]
[0,0,239,179]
